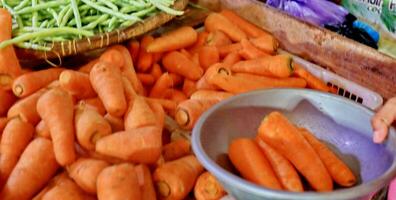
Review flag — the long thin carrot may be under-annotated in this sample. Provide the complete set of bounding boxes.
[0,138,59,200]
[149,73,174,98]
[163,51,203,81]
[97,163,141,200]
[99,48,125,69]
[188,31,209,54]
[194,172,226,200]
[135,164,156,200]
[206,30,232,47]
[151,63,162,80]
[258,112,333,191]
[153,155,204,200]
[96,126,162,164]
[250,35,279,54]
[299,128,357,187]
[41,175,88,200]
[175,99,219,130]
[218,43,242,57]
[0,117,7,133]
[78,58,99,74]
[182,79,197,97]
[7,89,46,125]
[137,35,154,72]
[0,89,16,116]
[293,64,330,92]
[59,70,96,99]
[90,61,127,117]
[239,38,269,60]
[164,89,188,103]
[0,9,21,90]
[12,68,64,98]
[127,40,140,66]
[37,88,76,166]
[205,13,247,42]
[35,120,50,139]
[148,100,165,129]
[220,9,271,38]
[147,26,198,53]
[79,97,106,116]
[162,139,191,161]
[104,113,124,132]
[199,46,220,70]
[67,158,110,194]
[190,90,233,101]
[137,73,155,86]
[124,96,158,130]
[231,55,294,78]
[255,137,304,192]
[0,117,34,180]
[223,52,241,66]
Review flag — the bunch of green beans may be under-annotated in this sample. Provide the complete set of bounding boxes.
[0,0,183,51]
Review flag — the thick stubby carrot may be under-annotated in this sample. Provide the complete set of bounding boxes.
[12,68,64,98]
[196,63,231,90]
[137,73,155,86]
[0,117,34,180]
[231,55,294,78]
[175,99,219,130]
[90,62,127,117]
[147,26,198,53]
[299,128,356,187]
[150,73,174,98]
[0,9,21,90]
[97,163,141,200]
[80,98,106,116]
[188,31,209,54]
[0,89,16,116]
[164,89,188,103]
[135,164,156,200]
[258,112,333,191]
[163,139,191,161]
[191,90,233,101]
[151,63,162,80]
[229,138,282,189]
[199,46,220,70]
[59,70,96,99]
[250,35,279,54]
[122,76,137,102]
[293,65,330,92]
[36,120,50,139]
[153,155,204,200]
[137,35,154,72]
[124,96,158,130]
[146,98,178,112]
[78,58,99,74]
[104,113,124,132]
[223,52,242,65]
[128,40,140,66]
[192,53,201,68]
[148,100,165,129]
[7,89,46,125]
[99,48,125,69]
[180,48,193,59]
[239,38,269,60]
[0,117,7,133]
[182,79,197,97]
[169,73,183,86]
[219,43,242,57]
[41,175,88,200]
[75,106,112,151]
[163,51,203,81]
[32,172,69,200]
[205,13,247,42]
[96,126,162,164]
[255,138,304,192]
[0,138,59,200]
[194,172,226,200]
[220,9,270,38]
[37,88,76,166]
[206,30,232,47]
[67,158,110,194]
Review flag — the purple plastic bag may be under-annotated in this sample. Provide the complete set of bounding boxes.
[267,0,348,26]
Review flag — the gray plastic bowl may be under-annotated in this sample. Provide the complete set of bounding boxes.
[191,89,396,200]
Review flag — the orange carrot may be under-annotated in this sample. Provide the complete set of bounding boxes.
[255,138,304,192]
[137,35,154,72]
[127,40,140,66]
[150,73,174,98]
[104,113,124,132]
[146,98,178,112]
[162,139,191,161]
[0,117,34,180]
[250,35,279,54]
[137,73,155,86]
[299,128,357,187]
[37,88,76,166]
[191,90,233,101]
[78,58,99,74]
[199,46,220,70]
[196,63,231,90]
[41,175,88,200]
[97,163,141,200]
[220,9,271,38]
[0,9,21,90]
[163,51,203,81]
[96,126,162,164]
[36,120,50,139]
[90,62,127,117]
[0,138,59,200]
[148,100,165,129]
[153,52,163,64]
[124,96,158,130]
[164,89,188,103]
[75,105,112,151]
[192,53,201,68]
[231,55,294,78]
[153,155,204,200]
[0,117,7,133]
[188,31,209,54]
[12,68,64,98]
[59,70,96,99]
[180,48,193,59]
[147,26,197,53]
[175,99,219,130]
[206,30,232,47]
[67,158,110,194]
[205,13,247,42]
[0,89,16,116]
[7,89,46,125]
[32,172,69,200]
[122,76,137,102]
[223,52,242,65]
[258,112,333,191]
[239,38,269,60]
[135,164,156,200]
[99,48,125,69]
[293,65,330,92]
[151,63,162,80]
[219,43,242,57]
[194,172,226,200]
[182,79,197,97]
[229,138,282,189]
[80,97,106,116]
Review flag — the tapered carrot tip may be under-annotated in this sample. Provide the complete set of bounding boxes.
[175,109,189,127]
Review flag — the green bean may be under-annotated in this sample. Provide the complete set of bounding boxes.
[57,5,70,26]
[47,8,58,22]
[32,0,38,28]
[134,6,156,17]
[16,1,69,15]
[148,0,183,16]
[97,0,118,11]
[60,6,73,27]
[14,0,30,11]
[16,42,51,51]
[39,20,48,28]
[83,14,108,30]
[120,5,143,14]
[81,0,140,22]
[70,0,82,28]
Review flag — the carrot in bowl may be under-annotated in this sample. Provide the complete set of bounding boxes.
[124,96,158,130]
[59,70,96,99]
[175,99,219,130]
[206,30,232,47]
[205,13,247,42]
[0,89,16,116]
[135,164,156,200]
[194,172,226,200]
[8,88,46,125]
[147,26,198,53]
[162,51,203,81]
[199,46,220,70]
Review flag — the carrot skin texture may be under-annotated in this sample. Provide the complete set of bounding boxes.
[35,120,51,139]
[206,30,232,47]
[194,172,226,200]
[231,55,293,78]
[175,99,219,130]
[239,38,269,60]
[128,40,140,66]
[99,48,125,69]
[147,26,198,53]
[7,89,46,125]
[182,79,197,98]
[222,52,241,66]
[59,70,96,99]
[162,51,203,81]
[137,35,154,72]
[293,65,330,92]
[190,90,233,101]
[0,89,16,116]
[149,73,174,98]
[162,139,191,161]
[0,117,7,133]
[204,13,247,42]
[124,96,158,130]
[199,46,220,70]
[80,98,106,116]
[250,35,279,54]
[41,176,87,200]
[78,59,99,74]
[137,73,155,86]
[104,113,125,132]
[135,164,156,200]
[151,63,162,80]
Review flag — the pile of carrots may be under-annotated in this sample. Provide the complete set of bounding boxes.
[0,6,337,200]
[229,111,357,192]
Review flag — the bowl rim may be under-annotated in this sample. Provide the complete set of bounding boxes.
[192,88,396,200]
